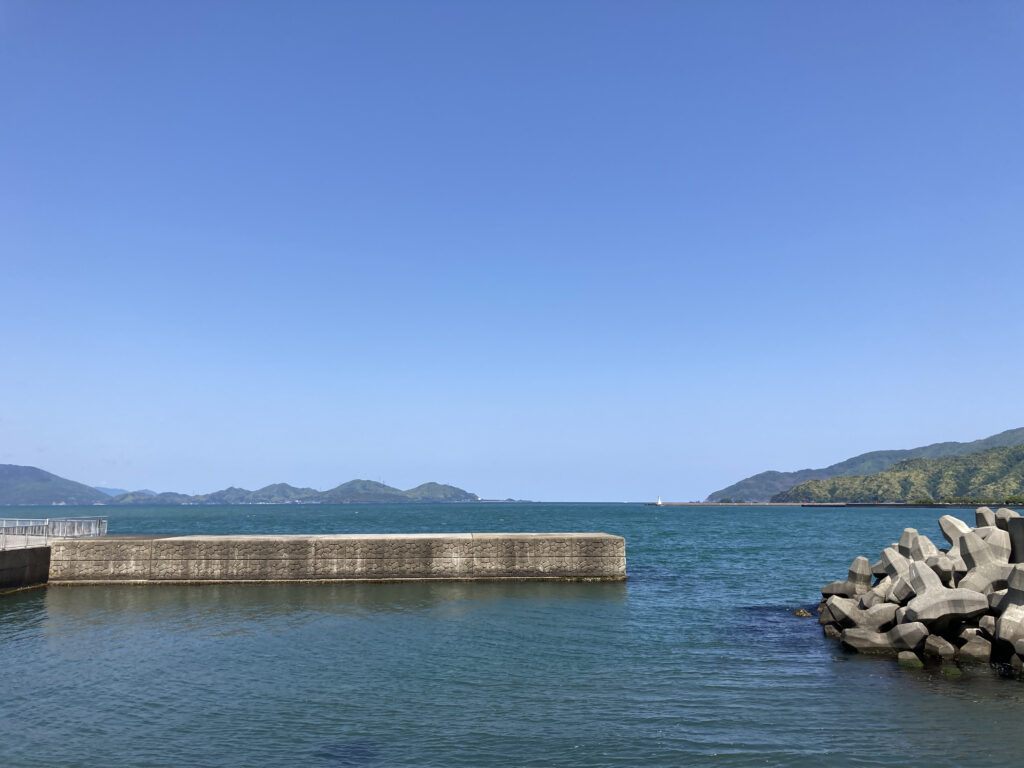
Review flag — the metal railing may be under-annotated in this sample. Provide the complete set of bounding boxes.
[0,517,108,550]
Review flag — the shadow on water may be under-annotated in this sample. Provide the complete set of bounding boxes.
[0,587,47,642]
[867,656,1024,704]
[725,604,829,656]
[43,578,627,608]
[743,601,1024,700]
[313,739,380,767]
[39,580,629,635]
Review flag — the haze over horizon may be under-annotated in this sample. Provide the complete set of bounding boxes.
[3,2,1022,501]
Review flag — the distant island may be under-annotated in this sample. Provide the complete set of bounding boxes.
[0,464,480,506]
[706,427,1024,502]
[94,486,157,498]
[771,444,1024,505]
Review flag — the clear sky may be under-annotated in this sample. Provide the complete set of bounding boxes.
[2,1,1022,500]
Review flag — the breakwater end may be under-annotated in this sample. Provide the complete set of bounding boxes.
[47,532,626,584]
[0,546,50,592]
[818,506,1024,674]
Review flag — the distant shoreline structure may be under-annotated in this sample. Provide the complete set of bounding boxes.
[644,501,992,508]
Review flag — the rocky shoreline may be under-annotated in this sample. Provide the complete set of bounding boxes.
[819,506,1024,674]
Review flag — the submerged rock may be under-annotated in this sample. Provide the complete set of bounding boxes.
[898,651,924,669]
[958,636,992,664]
[923,635,956,660]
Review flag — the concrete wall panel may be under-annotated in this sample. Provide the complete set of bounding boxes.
[0,546,51,590]
[48,533,626,584]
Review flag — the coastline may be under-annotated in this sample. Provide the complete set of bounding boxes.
[648,502,994,508]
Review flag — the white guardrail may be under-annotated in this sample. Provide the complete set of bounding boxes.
[0,517,108,550]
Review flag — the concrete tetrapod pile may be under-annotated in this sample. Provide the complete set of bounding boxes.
[819,507,1024,674]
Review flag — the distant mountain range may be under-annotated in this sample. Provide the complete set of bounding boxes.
[0,464,479,506]
[706,427,1024,502]
[94,487,156,497]
[772,444,1024,504]
[108,479,478,506]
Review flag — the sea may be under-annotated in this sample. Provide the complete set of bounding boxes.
[2,502,1023,767]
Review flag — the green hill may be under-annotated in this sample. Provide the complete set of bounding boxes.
[403,482,477,502]
[316,480,478,504]
[98,487,156,497]
[771,444,1024,503]
[112,484,323,505]
[243,483,320,503]
[112,491,194,505]
[706,427,1024,502]
[0,465,109,506]
[94,486,129,497]
[195,486,253,505]
[318,480,411,504]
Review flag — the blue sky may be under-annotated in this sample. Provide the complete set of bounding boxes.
[2,1,1022,500]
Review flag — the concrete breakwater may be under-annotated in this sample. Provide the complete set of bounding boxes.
[0,546,50,591]
[819,506,1024,673]
[47,532,626,584]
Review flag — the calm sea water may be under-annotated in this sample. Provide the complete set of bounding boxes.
[2,503,1023,767]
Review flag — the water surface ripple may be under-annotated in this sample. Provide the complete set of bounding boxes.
[2,503,1023,767]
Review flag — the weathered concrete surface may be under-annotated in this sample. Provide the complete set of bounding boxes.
[923,635,956,660]
[821,556,872,598]
[938,515,971,547]
[902,561,988,628]
[959,635,992,664]
[0,546,51,591]
[898,650,924,669]
[48,533,627,584]
[977,507,997,528]
[820,507,1024,676]
[825,596,897,631]
[840,621,928,655]
[1008,517,1024,563]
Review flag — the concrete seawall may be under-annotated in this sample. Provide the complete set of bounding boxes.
[48,533,626,584]
[0,546,51,591]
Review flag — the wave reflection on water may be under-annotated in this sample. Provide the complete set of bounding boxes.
[2,503,1024,766]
